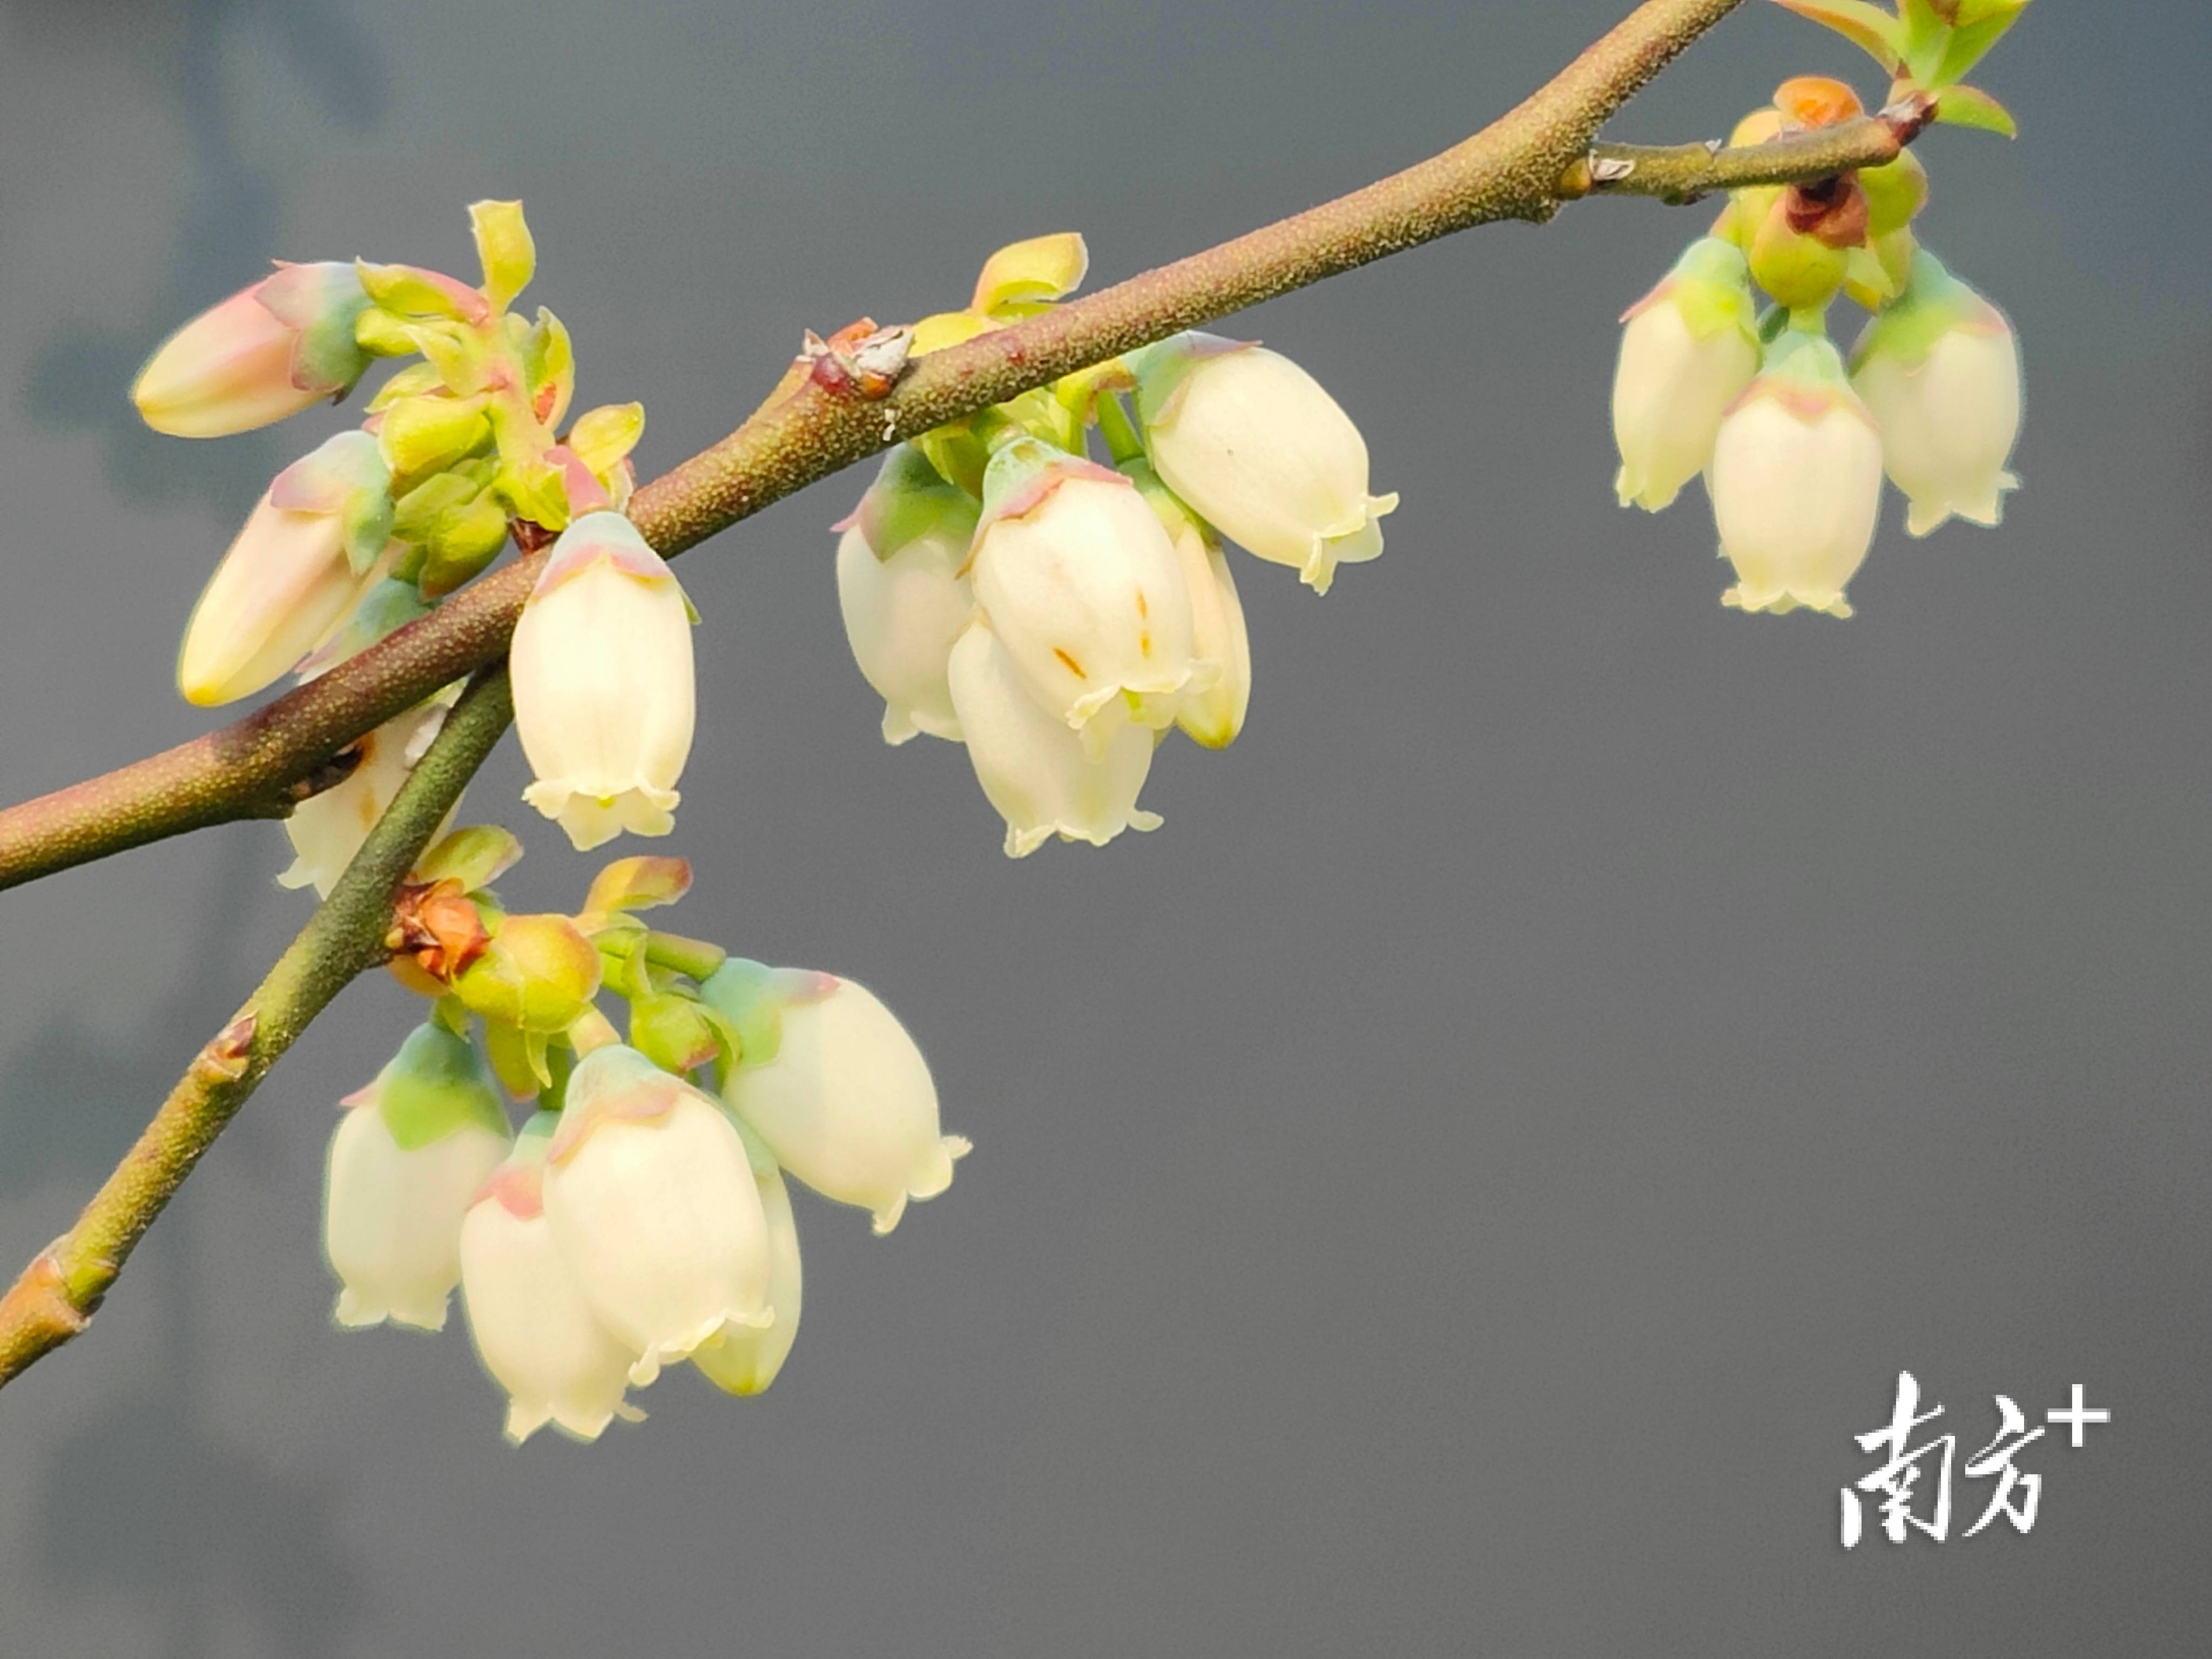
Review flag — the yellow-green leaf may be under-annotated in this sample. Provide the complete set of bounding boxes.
[469,199,536,311]
[1934,83,2018,136]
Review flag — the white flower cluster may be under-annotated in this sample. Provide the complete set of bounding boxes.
[838,332,1395,855]
[1610,78,2023,619]
[323,966,964,1444]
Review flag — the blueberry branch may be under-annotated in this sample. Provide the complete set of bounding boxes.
[0,0,1805,894]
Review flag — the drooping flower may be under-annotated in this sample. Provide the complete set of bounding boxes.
[1710,329,1884,619]
[707,961,969,1236]
[280,578,453,897]
[1611,237,1762,512]
[833,445,980,745]
[1127,458,1250,748]
[540,1044,773,1386]
[1133,333,1398,595]
[945,618,1162,856]
[177,430,394,705]
[280,700,452,897]
[132,261,372,438]
[510,511,696,851]
[1850,249,2022,536]
[459,1114,645,1443]
[323,1023,512,1332]
[690,1115,804,1397]
[966,438,1198,747]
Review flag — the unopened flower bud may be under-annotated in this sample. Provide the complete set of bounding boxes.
[451,913,603,1032]
[709,962,969,1235]
[542,1045,774,1385]
[1748,195,1851,312]
[460,1115,645,1442]
[945,620,1162,857]
[1710,329,1883,618]
[1849,250,2021,535]
[325,1023,511,1331]
[511,511,696,851]
[132,261,372,437]
[177,431,395,705]
[1611,238,1762,512]
[968,439,1198,746]
[834,446,980,745]
[689,1117,802,1396]
[1134,334,1397,595]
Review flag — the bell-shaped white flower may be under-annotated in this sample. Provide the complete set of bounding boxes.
[541,1044,771,1386]
[945,619,1162,857]
[178,430,395,706]
[1127,461,1250,748]
[967,439,1198,747]
[1850,249,2022,536]
[834,446,980,745]
[706,961,969,1236]
[1134,333,1398,595]
[324,1023,511,1331]
[690,1116,803,1397]
[1611,237,1762,512]
[511,511,696,852]
[460,1114,645,1443]
[132,261,372,439]
[281,703,450,897]
[1709,329,1884,619]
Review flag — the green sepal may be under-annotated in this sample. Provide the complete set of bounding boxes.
[568,402,645,480]
[414,824,523,893]
[430,995,472,1038]
[354,307,423,359]
[581,856,693,927]
[1847,247,1987,373]
[355,261,484,322]
[419,492,512,596]
[522,308,576,429]
[1770,0,1905,71]
[469,199,536,312]
[970,232,1090,319]
[367,361,449,414]
[378,394,494,488]
[494,456,572,532]
[294,576,430,677]
[847,444,981,562]
[630,990,722,1076]
[339,487,395,577]
[406,322,488,397]
[1933,84,2017,136]
[365,1022,510,1149]
[390,470,480,541]
[1664,237,1761,342]
[696,958,834,1078]
[483,1019,551,1098]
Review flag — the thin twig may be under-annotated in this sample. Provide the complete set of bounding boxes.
[0,670,513,1386]
[1561,95,1938,204]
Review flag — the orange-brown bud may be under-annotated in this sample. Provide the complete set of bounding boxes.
[1775,76,1864,131]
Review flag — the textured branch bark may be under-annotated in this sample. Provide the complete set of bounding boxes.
[0,0,1838,894]
[1562,95,1937,204]
[2,0,1916,1391]
[0,671,514,1386]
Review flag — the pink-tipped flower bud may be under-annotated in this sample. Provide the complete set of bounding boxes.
[177,430,395,706]
[132,261,372,438]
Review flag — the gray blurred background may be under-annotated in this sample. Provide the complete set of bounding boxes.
[1,1,2206,1653]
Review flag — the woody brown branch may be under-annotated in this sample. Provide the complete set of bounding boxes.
[0,0,1784,895]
